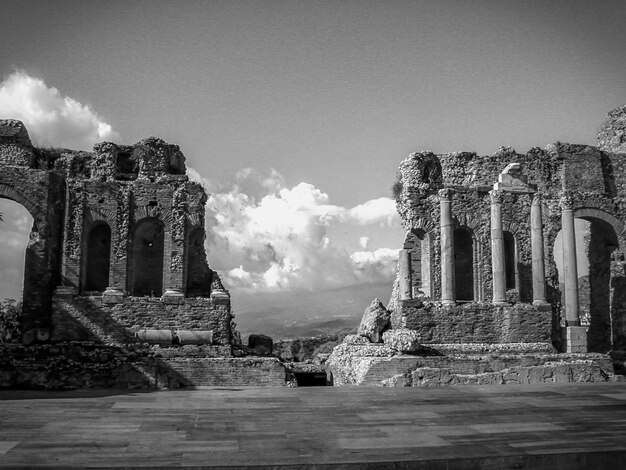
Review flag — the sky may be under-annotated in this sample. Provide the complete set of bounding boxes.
[0,1,625,322]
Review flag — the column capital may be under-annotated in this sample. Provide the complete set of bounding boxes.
[438,188,454,200]
[559,191,575,210]
[531,192,543,206]
[489,189,504,204]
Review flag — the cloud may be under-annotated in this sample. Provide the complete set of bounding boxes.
[0,70,121,150]
[188,167,401,292]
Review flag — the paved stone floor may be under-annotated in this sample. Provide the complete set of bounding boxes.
[1,382,626,469]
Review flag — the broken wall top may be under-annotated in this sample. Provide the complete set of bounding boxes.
[0,119,188,182]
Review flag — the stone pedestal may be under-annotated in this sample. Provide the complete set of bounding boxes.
[210,289,231,305]
[162,287,185,305]
[564,326,587,353]
[490,190,507,305]
[439,189,455,305]
[102,287,125,304]
[53,286,76,301]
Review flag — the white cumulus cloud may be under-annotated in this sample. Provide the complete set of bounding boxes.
[188,167,401,292]
[0,70,121,150]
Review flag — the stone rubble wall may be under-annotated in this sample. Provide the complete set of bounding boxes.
[393,302,554,344]
[326,342,620,387]
[51,296,233,345]
[0,343,287,390]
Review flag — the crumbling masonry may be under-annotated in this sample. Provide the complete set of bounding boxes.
[0,120,287,388]
[327,106,626,386]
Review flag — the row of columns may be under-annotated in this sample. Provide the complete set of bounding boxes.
[437,189,548,306]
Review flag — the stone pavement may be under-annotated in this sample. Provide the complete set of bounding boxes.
[1,382,626,469]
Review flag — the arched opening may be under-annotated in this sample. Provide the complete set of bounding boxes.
[554,215,619,353]
[0,199,33,301]
[503,231,516,290]
[454,227,474,301]
[403,229,433,299]
[129,218,164,296]
[83,223,111,293]
[0,198,34,342]
[185,228,210,297]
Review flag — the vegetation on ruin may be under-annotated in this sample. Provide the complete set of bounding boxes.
[0,298,21,343]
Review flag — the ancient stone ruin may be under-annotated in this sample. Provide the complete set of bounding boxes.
[327,106,626,386]
[0,119,289,388]
[3,106,626,389]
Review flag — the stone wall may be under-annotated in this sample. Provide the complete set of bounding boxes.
[326,342,619,387]
[0,343,287,390]
[51,295,233,345]
[392,116,626,353]
[393,302,553,344]
[0,120,232,349]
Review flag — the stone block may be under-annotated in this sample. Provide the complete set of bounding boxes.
[344,334,370,345]
[161,288,184,305]
[102,287,124,305]
[382,328,421,353]
[564,326,588,353]
[248,334,273,355]
[357,299,391,343]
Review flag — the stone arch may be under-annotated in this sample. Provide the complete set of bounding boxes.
[0,183,45,231]
[403,227,435,299]
[128,217,165,296]
[570,207,622,353]
[574,207,625,239]
[0,177,57,341]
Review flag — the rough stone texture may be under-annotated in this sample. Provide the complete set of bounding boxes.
[0,120,233,350]
[598,105,626,153]
[51,296,232,345]
[326,341,618,387]
[393,302,553,344]
[0,120,243,388]
[382,328,421,352]
[0,343,287,390]
[391,111,626,354]
[357,299,391,343]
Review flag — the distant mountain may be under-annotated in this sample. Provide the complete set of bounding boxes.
[231,281,393,340]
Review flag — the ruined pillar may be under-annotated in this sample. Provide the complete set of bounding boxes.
[439,189,455,305]
[561,193,586,352]
[399,249,412,301]
[490,190,507,305]
[561,194,580,325]
[530,193,548,305]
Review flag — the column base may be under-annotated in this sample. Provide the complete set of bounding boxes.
[103,287,125,304]
[492,301,509,307]
[210,289,230,305]
[563,326,587,353]
[53,286,76,301]
[532,300,550,307]
[162,288,185,305]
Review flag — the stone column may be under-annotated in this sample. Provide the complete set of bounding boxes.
[439,189,455,305]
[490,190,507,305]
[561,193,586,352]
[530,193,548,305]
[399,249,412,301]
[561,193,579,326]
